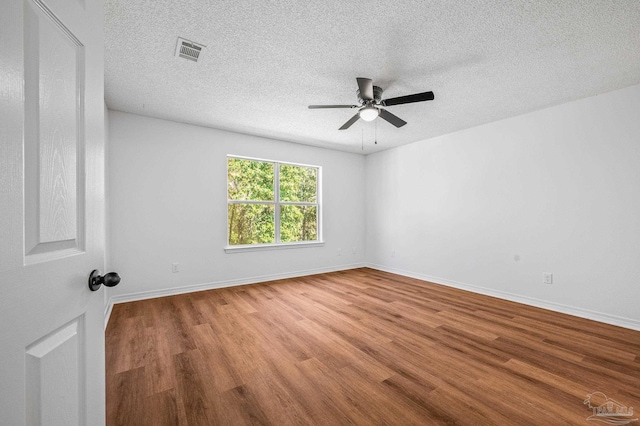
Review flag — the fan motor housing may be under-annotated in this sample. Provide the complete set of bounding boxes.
[357,86,384,104]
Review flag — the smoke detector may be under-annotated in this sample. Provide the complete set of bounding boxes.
[175,37,205,62]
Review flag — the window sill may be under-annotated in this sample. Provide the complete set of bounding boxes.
[224,241,325,254]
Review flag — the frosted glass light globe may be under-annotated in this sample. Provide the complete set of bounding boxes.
[359,106,379,122]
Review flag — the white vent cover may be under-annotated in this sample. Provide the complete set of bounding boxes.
[175,37,205,62]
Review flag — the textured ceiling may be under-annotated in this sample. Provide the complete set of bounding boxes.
[105,0,640,154]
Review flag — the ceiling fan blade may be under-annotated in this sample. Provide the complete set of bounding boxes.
[382,91,434,107]
[339,113,361,130]
[356,77,374,101]
[378,109,407,128]
[308,105,358,109]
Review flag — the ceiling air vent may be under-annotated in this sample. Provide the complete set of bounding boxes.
[175,37,205,62]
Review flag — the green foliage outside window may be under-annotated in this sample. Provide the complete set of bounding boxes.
[227,204,275,244]
[280,205,317,242]
[228,158,274,201]
[227,157,319,246]
[279,164,317,203]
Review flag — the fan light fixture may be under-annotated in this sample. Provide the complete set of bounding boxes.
[359,106,379,122]
[308,77,434,130]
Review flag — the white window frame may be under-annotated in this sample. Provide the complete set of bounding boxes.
[225,155,323,253]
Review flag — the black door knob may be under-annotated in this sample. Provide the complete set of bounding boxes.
[88,270,121,291]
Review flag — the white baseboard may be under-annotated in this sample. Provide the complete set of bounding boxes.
[104,262,366,328]
[366,263,640,332]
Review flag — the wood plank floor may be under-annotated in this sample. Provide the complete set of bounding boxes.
[106,268,640,425]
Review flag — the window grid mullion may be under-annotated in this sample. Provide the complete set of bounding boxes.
[274,162,280,244]
[227,200,276,205]
[279,201,318,206]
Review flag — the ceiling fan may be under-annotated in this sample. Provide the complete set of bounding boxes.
[308,78,434,130]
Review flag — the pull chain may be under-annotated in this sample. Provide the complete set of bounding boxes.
[375,118,378,144]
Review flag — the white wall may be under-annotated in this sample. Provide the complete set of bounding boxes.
[366,84,640,329]
[108,111,366,301]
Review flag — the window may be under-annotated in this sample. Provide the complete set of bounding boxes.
[227,156,321,249]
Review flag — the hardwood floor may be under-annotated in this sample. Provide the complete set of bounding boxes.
[106,268,640,425]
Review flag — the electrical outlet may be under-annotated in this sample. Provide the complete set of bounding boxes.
[391,250,396,258]
[352,247,356,255]
[337,249,342,256]
[543,272,553,285]
[172,263,180,273]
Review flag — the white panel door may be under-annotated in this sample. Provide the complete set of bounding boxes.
[0,0,106,424]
